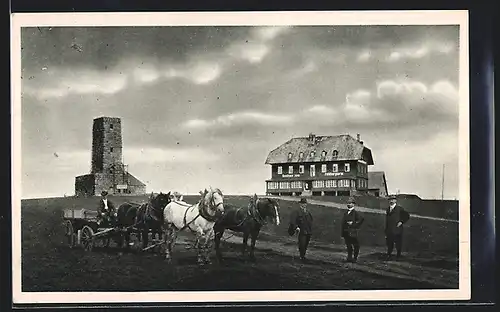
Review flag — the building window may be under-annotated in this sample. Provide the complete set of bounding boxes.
[299,152,304,159]
[332,164,338,172]
[325,180,336,188]
[288,166,293,174]
[310,151,316,158]
[344,163,350,172]
[310,165,316,177]
[299,165,304,174]
[321,164,327,173]
[338,179,350,187]
[321,150,327,158]
[279,181,290,189]
[110,124,113,130]
[277,166,282,174]
[332,150,338,158]
[291,181,302,189]
[313,180,325,188]
[288,152,293,161]
[110,147,114,152]
[351,180,356,188]
[267,182,279,190]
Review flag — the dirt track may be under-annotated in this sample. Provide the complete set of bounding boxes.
[20,196,459,292]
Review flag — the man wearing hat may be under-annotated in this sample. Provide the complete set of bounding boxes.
[385,195,410,260]
[97,190,117,226]
[288,197,313,262]
[341,197,364,263]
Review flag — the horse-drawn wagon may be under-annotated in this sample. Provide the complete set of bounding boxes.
[62,192,172,253]
[62,207,127,251]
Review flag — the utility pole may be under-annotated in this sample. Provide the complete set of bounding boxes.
[441,164,445,201]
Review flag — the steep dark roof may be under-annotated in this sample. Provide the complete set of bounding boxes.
[368,171,388,194]
[126,172,146,186]
[265,134,374,165]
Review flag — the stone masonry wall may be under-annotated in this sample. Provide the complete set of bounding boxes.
[91,117,123,174]
[75,174,95,197]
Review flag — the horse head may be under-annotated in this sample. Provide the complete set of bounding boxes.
[200,187,225,217]
[153,191,171,211]
[257,197,280,226]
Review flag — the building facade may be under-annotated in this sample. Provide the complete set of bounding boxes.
[367,171,389,197]
[265,133,374,197]
[75,117,146,197]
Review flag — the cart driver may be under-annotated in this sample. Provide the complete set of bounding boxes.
[97,190,117,226]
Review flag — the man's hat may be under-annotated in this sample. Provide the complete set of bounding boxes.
[101,190,108,196]
[388,195,396,200]
[347,197,356,204]
[299,197,308,204]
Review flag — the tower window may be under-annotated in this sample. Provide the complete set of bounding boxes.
[110,124,113,129]
[110,147,114,152]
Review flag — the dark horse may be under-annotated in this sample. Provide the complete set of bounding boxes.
[115,192,171,250]
[213,194,280,262]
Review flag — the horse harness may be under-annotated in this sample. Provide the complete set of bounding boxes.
[233,198,267,228]
[177,194,220,232]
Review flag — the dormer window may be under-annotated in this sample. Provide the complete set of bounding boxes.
[321,150,327,158]
[287,152,293,161]
[344,163,350,172]
[310,151,316,158]
[299,152,304,159]
[332,150,339,158]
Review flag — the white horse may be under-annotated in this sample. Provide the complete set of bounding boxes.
[163,187,225,265]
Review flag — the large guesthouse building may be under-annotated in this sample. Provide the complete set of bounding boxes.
[265,133,374,197]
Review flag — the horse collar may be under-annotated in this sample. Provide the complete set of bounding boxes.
[251,200,266,225]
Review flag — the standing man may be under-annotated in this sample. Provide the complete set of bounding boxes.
[97,190,116,226]
[385,195,410,260]
[288,197,313,262]
[341,197,364,263]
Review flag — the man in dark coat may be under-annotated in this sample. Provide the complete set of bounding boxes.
[385,195,410,260]
[341,197,364,263]
[288,197,313,262]
[97,190,116,226]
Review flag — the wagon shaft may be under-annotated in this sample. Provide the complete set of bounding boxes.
[142,241,165,251]
[93,227,116,237]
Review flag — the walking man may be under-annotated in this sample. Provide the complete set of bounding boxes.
[288,197,313,262]
[385,195,410,260]
[97,190,116,226]
[341,197,364,263]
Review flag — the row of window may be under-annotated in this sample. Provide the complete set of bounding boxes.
[267,179,367,190]
[278,163,356,176]
[288,150,338,160]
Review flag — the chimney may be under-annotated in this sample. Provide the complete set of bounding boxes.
[357,133,363,145]
[308,133,316,144]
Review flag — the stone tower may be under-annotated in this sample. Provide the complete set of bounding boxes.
[74,116,146,197]
[91,117,123,174]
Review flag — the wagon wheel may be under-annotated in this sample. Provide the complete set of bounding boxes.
[81,225,95,251]
[64,220,75,248]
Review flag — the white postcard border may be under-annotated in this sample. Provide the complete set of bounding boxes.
[11,10,470,304]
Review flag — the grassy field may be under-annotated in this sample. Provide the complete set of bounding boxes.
[19,195,459,292]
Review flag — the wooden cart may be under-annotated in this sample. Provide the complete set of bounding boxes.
[62,208,164,252]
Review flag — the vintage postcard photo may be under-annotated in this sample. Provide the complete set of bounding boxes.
[11,11,470,304]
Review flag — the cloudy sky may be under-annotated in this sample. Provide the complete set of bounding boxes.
[20,25,460,199]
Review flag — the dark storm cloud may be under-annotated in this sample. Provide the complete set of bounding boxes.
[21,26,251,72]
